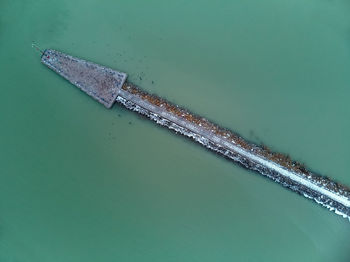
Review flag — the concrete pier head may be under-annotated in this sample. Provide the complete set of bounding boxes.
[41,49,127,108]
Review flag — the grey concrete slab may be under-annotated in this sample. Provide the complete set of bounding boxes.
[41,49,127,108]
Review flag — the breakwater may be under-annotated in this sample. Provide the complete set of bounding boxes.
[41,49,350,221]
[117,82,350,219]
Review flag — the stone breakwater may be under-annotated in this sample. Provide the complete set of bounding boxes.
[117,82,350,220]
[41,49,350,221]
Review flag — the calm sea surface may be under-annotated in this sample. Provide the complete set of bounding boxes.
[1,0,350,261]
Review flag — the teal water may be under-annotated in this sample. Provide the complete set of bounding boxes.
[1,0,350,261]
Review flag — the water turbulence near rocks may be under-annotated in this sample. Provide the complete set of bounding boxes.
[41,49,350,221]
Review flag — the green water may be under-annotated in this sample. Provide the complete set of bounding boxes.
[1,0,350,261]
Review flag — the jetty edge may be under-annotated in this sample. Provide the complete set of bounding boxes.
[41,49,350,221]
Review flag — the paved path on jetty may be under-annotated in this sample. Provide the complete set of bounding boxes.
[118,89,350,217]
